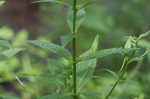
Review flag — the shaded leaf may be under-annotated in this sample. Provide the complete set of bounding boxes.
[129,50,149,63]
[79,48,133,62]
[77,35,99,93]
[67,8,86,32]
[77,59,96,93]
[28,40,71,58]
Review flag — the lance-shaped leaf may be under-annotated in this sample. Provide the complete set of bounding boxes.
[77,59,96,93]
[28,40,71,58]
[2,48,25,57]
[137,30,150,41]
[78,48,133,62]
[34,0,70,7]
[77,35,99,93]
[0,48,24,62]
[67,8,86,32]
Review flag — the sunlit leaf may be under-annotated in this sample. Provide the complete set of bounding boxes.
[124,36,132,48]
[0,1,4,6]
[0,27,14,40]
[28,40,71,58]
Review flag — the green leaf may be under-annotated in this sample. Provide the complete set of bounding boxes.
[137,30,150,41]
[90,35,99,52]
[34,0,70,7]
[77,59,97,93]
[0,1,4,6]
[77,35,99,93]
[60,34,77,47]
[67,8,86,32]
[0,96,20,99]
[138,40,150,49]
[124,36,132,48]
[0,40,11,48]
[129,50,149,63]
[0,48,24,62]
[79,35,99,58]
[0,27,14,39]
[28,40,71,58]
[79,48,132,62]
[2,48,25,57]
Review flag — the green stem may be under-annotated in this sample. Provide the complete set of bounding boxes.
[104,57,129,99]
[72,0,77,99]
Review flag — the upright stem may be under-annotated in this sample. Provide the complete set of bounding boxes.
[72,0,77,99]
[104,57,129,99]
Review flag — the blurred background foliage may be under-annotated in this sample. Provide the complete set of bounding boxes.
[0,0,150,99]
